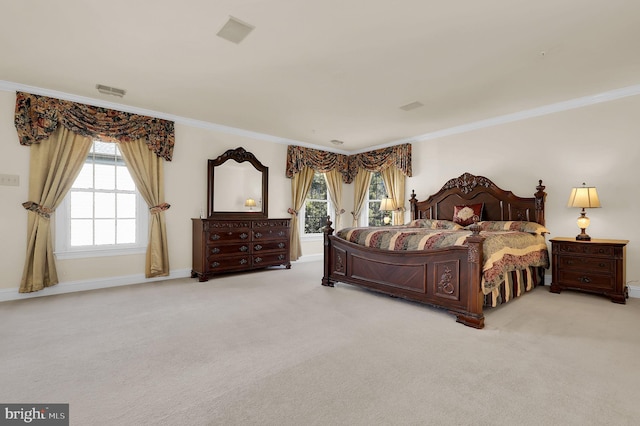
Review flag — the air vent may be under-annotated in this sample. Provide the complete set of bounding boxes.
[399,101,424,111]
[330,139,344,146]
[217,16,255,44]
[96,84,126,97]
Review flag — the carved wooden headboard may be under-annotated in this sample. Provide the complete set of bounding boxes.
[409,172,546,225]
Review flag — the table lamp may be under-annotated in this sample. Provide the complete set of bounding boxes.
[567,183,601,241]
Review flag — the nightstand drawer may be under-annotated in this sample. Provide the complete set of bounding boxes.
[557,270,615,291]
[555,242,615,257]
[557,256,615,274]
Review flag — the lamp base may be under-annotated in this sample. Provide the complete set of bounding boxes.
[576,232,591,241]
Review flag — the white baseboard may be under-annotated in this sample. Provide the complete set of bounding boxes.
[0,268,192,302]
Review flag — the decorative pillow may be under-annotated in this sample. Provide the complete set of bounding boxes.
[474,221,550,235]
[452,203,484,226]
[407,218,463,230]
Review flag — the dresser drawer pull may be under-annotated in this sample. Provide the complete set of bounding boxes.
[278,242,285,249]
[278,254,285,260]
[278,231,285,236]
[211,234,220,241]
[239,245,248,252]
[240,233,248,240]
[599,263,606,268]
[255,232,263,238]
[579,276,591,284]
[240,259,248,265]
[566,260,574,265]
[255,244,262,251]
[211,247,220,254]
[255,257,262,263]
[210,261,220,268]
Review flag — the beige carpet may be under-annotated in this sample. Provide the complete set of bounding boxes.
[1,260,639,425]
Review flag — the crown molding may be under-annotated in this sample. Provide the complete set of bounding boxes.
[3,79,639,155]
[358,83,640,153]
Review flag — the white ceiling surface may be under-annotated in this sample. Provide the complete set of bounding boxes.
[1,1,640,152]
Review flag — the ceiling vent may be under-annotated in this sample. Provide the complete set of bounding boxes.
[330,139,344,146]
[399,101,424,111]
[96,84,126,97]
[217,16,255,44]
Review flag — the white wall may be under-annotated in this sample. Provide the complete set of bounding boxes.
[1,89,639,297]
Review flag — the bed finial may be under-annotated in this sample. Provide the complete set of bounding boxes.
[467,215,482,235]
[322,216,334,235]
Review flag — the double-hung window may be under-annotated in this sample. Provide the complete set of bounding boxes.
[300,172,334,237]
[55,140,148,259]
[362,171,386,227]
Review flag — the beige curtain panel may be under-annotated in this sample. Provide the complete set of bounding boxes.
[381,166,406,225]
[20,127,92,293]
[118,140,170,277]
[323,169,345,231]
[289,166,315,261]
[351,169,372,227]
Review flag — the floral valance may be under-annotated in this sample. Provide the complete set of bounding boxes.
[14,91,174,161]
[286,145,350,182]
[286,143,411,183]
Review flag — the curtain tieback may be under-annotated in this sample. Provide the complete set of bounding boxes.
[150,203,171,214]
[22,201,53,218]
[287,208,298,216]
[336,208,345,215]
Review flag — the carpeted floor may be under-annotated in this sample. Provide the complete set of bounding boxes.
[1,260,639,425]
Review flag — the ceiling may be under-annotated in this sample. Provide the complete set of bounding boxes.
[2,0,640,152]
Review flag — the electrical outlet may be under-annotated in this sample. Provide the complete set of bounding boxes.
[0,174,20,186]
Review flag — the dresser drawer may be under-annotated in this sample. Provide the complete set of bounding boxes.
[557,270,615,291]
[206,243,251,257]
[253,252,289,267]
[253,228,288,241]
[206,229,251,243]
[557,256,615,274]
[253,240,288,253]
[555,242,615,257]
[207,255,251,271]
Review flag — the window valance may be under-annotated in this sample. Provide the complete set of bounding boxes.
[286,143,411,183]
[14,91,175,161]
[286,145,350,182]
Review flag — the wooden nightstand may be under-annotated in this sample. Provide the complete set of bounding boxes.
[550,237,628,303]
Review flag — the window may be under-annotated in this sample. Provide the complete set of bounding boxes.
[300,172,333,237]
[362,171,387,227]
[55,141,148,258]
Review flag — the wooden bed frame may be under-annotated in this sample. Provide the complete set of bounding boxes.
[321,172,546,329]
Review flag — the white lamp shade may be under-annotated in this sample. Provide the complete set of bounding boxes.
[380,197,396,212]
[244,198,257,208]
[567,186,601,208]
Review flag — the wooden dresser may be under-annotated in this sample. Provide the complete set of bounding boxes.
[191,218,291,282]
[550,237,628,303]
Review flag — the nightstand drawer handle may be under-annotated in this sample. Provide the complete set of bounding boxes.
[239,245,248,252]
[599,263,606,268]
[579,276,591,284]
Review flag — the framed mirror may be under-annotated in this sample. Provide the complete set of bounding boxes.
[207,147,268,218]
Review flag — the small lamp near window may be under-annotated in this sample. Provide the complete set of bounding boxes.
[380,197,396,225]
[567,183,601,241]
[245,198,257,210]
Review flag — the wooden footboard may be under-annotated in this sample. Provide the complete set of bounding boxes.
[322,219,486,329]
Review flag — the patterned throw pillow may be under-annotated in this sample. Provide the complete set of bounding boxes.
[407,219,463,230]
[452,203,484,226]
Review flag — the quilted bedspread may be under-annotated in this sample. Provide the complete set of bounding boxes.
[335,226,550,294]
